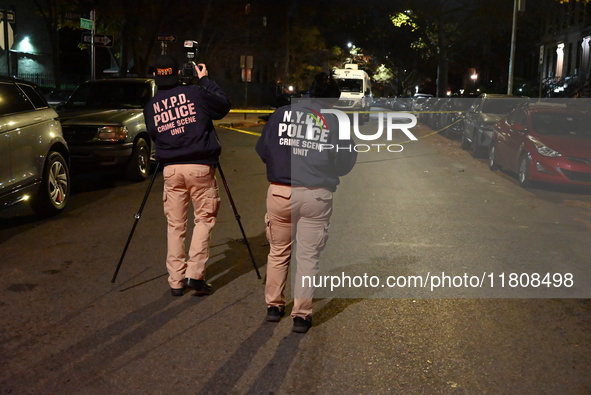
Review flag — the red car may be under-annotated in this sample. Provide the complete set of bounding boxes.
[489,102,591,188]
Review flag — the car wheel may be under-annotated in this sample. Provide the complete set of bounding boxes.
[488,144,500,171]
[30,151,70,216]
[518,154,533,188]
[125,138,150,181]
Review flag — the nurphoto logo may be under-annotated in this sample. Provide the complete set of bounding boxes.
[319,109,418,152]
[281,99,420,156]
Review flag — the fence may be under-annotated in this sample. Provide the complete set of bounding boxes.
[15,73,88,91]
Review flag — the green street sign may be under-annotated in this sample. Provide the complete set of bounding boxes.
[80,18,93,30]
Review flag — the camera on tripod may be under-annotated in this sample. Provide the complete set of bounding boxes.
[180,40,200,85]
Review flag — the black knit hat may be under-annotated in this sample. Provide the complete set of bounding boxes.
[154,55,179,87]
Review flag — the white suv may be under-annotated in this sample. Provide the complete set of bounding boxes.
[0,77,70,216]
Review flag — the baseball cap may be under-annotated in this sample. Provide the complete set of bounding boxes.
[154,55,179,86]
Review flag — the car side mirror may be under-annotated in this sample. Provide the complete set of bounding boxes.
[510,123,526,132]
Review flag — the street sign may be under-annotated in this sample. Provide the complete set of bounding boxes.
[157,34,177,43]
[81,33,114,47]
[62,11,82,21]
[0,9,15,23]
[80,18,93,30]
[0,21,14,50]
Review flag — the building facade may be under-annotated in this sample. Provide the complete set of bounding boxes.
[0,1,54,84]
[540,0,591,96]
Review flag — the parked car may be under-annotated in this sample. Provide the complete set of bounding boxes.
[423,98,447,130]
[489,102,591,188]
[437,97,475,138]
[461,93,527,158]
[0,76,70,216]
[58,78,156,181]
[44,89,73,107]
[411,93,433,112]
[391,95,412,111]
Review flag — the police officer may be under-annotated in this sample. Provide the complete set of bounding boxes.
[256,72,357,333]
[144,54,231,297]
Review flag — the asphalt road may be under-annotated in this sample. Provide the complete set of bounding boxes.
[1,111,590,394]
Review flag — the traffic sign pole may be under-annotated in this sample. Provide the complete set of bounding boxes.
[157,34,177,55]
[90,10,96,80]
[1,9,13,75]
[81,33,113,47]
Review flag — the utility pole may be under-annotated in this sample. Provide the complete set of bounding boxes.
[507,0,525,95]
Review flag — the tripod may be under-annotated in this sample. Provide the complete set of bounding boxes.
[111,161,261,283]
[111,161,161,283]
[216,162,261,279]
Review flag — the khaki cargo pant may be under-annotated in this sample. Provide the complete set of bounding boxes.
[264,183,333,319]
[162,164,220,289]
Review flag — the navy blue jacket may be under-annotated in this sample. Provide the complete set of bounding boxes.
[144,77,231,166]
[256,101,357,192]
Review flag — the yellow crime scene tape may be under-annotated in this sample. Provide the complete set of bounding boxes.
[219,110,465,148]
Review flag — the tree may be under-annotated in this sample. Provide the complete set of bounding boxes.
[390,0,480,97]
[92,0,171,78]
[31,0,78,88]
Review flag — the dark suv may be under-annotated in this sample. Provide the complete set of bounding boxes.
[58,78,156,181]
[0,77,70,216]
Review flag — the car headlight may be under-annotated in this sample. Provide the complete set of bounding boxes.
[529,136,561,157]
[97,126,128,141]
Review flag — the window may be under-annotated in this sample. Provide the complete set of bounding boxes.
[0,82,35,115]
[531,112,591,136]
[17,83,48,109]
[506,109,527,127]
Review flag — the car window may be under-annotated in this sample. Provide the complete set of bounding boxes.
[66,81,150,109]
[506,109,526,126]
[17,83,48,109]
[482,98,523,115]
[0,82,35,115]
[336,78,363,93]
[531,112,591,136]
[450,98,474,110]
[469,99,482,112]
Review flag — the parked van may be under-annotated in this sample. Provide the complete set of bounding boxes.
[332,64,372,123]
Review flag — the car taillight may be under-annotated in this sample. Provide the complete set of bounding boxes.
[97,126,128,141]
